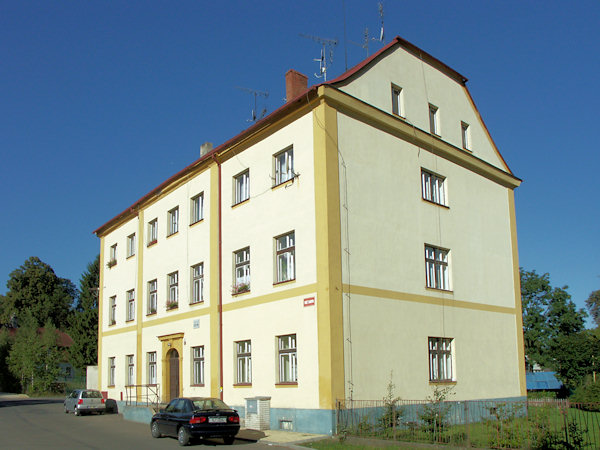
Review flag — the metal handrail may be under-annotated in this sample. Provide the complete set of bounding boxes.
[124,384,160,409]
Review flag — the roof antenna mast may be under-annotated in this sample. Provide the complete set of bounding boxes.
[375,2,385,45]
[299,33,338,81]
[235,86,269,123]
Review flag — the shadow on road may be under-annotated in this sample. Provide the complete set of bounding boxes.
[0,398,64,408]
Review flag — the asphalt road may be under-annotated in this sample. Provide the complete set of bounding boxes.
[0,398,292,449]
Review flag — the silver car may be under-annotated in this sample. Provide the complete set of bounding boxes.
[64,389,106,416]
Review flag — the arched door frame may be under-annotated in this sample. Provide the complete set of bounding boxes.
[157,333,184,403]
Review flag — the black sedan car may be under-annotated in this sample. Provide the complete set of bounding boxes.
[150,397,240,446]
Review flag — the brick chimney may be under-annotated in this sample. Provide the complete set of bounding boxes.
[285,69,308,102]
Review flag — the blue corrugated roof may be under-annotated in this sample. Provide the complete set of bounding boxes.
[526,371,563,391]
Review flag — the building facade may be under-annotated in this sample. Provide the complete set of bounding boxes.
[94,36,525,434]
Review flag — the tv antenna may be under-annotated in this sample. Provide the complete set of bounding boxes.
[350,27,371,57]
[375,2,385,45]
[236,86,269,123]
[299,33,338,81]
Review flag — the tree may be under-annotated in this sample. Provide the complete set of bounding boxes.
[0,329,19,392]
[586,290,600,328]
[1,257,75,329]
[7,312,62,393]
[520,268,587,371]
[68,255,99,369]
[551,330,600,390]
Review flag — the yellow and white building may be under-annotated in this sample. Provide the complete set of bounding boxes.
[94,36,525,434]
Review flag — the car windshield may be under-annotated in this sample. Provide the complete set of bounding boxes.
[82,390,102,399]
[191,398,230,410]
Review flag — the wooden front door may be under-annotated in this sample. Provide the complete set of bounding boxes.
[168,349,180,401]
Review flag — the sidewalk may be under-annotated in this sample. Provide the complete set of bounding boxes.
[0,392,29,401]
[237,428,327,446]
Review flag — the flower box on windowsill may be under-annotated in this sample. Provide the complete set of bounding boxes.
[109,319,116,326]
[231,283,250,295]
[166,302,178,311]
[106,259,117,268]
[147,307,157,316]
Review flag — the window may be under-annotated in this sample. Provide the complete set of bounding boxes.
[274,147,294,185]
[461,122,470,150]
[147,279,157,314]
[391,85,403,117]
[421,169,447,206]
[126,289,135,321]
[167,271,179,309]
[147,219,158,246]
[425,245,450,290]
[429,104,439,135]
[167,207,179,236]
[429,337,454,382]
[191,263,204,304]
[108,357,115,386]
[236,340,252,384]
[278,334,297,383]
[109,296,116,325]
[275,231,295,283]
[192,346,204,385]
[127,233,136,258]
[108,244,117,267]
[234,170,250,204]
[126,354,135,386]
[147,352,157,385]
[190,193,204,224]
[233,248,250,294]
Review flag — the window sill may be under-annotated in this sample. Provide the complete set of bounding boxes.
[429,380,457,385]
[166,306,179,312]
[190,218,204,227]
[108,322,116,327]
[232,290,251,297]
[233,383,252,388]
[107,385,115,388]
[147,240,157,248]
[425,286,454,294]
[146,311,157,317]
[126,254,135,260]
[125,319,134,323]
[273,278,296,287]
[166,231,179,239]
[422,198,449,209]
[189,300,204,306]
[190,384,205,387]
[275,382,298,388]
[271,177,296,191]
[232,198,250,209]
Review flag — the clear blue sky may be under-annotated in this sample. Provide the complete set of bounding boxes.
[1,1,598,324]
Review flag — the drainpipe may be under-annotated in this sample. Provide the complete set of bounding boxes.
[211,154,224,400]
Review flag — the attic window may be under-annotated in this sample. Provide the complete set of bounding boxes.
[429,104,439,136]
[391,85,404,117]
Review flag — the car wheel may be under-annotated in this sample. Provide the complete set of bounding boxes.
[151,421,162,438]
[64,405,69,414]
[224,436,235,445]
[178,426,190,446]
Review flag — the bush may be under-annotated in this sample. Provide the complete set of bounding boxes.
[570,377,600,411]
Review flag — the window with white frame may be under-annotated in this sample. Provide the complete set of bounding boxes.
[126,289,135,321]
[429,337,454,382]
[274,147,294,185]
[192,346,204,385]
[147,279,157,314]
[167,272,178,308]
[234,170,250,204]
[190,193,204,224]
[148,218,158,246]
[168,206,179,236]
[109,296,116,325]
[191,263,204,304]
[425,245,450,291]
[421,169,447,206]
[275,231,295,283]
[429,104,439,135]
[236,340,252,384]
[147,352,157,385]
[461,122,470,150]
[391,85,404,117]
[126,354,135,386]
[233,248,250,294]
[108,357,115,386]
[108,244,117,267]
[278,334,297,383]
[127,233,136,258]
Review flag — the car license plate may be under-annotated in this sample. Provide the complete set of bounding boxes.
[209,416,227,423]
